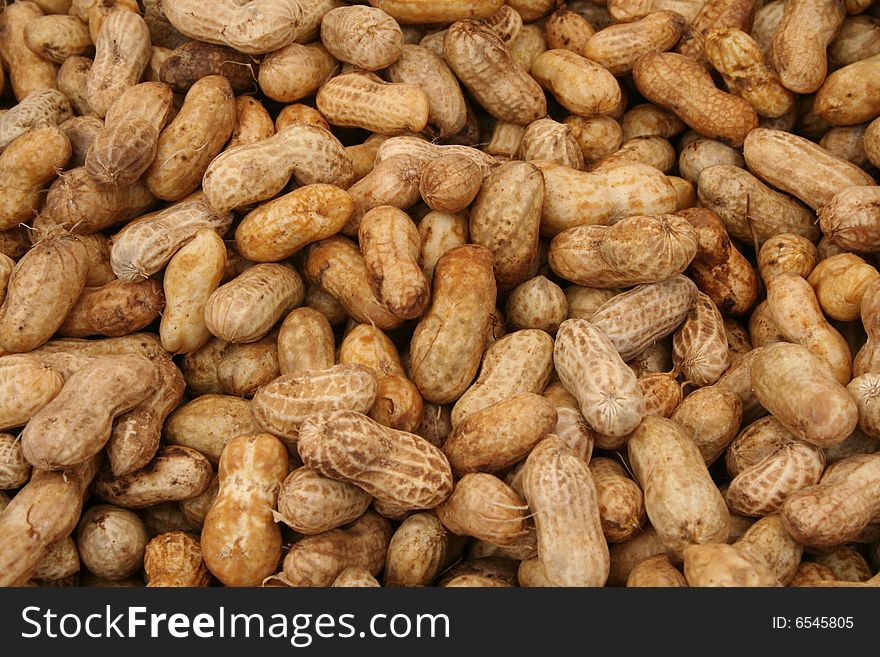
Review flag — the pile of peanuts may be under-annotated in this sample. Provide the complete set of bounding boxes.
[0,0,879,589]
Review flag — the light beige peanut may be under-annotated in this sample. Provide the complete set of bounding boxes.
[814,547,873,582]
[750,342,858,448]
[437,473,528,546]
[452,329,554,426]
[548,213,697,288]
[0,354,65,432]
[770,0,845,94]
[732,515,802,585]
[591,274,699,361]
[671,386,743,465]
[143,76,235,201]
[749,298,793,346]
[626,554,687,587]
[332,567,380,588]
[0,234,88,353]
[410,245,496,404]
[282,511,391,587]
[341,153,423,236]
[387,44,468,138]
[227,96,274,149]
[590,457,645,544]
[807,253,880,322]
[162,0,303,54]
[622,104,685,143]
[251,363,378,447]
[85,8,150,118]
[305,236,403,330]
[819,125,869,166]
[110,194,232,281]
[32,536,80,583]
[726,430,826,517]
[201,433,288,586]
[443,20,546,125]
[565,115,623,163]
[24,14,93,64]
[0,433,32,489]
[521,436,609,587]
[545,6,594,56]
[705,28,795,119]
[673,292,730,386]
[591,136,676,173]
[258,43,338,103]
[536,161,677,236]
[0,457,99,586]
[758,233,819,283]
[317,72,429,135]
[299,410,453,511]
[824,427,878,464]
[216,336,281,399]
[0,89,72,149]
[358,206,429,321]
[203,125,353,214]
[819,186,880,253]
[85,82,173,188]
[683,542,781,586]
[373,136,498,174]
[277,307,335,375]
[160,228,226,354]
[633,51,757,147]
[443,393,556,475]
[782,454,880,548]
[57,278,164,338]
[384,512,447,587]
[418,211,469,284]
[637,372,682,418]
[95,445,213,509]
[790,561,839,586]
[565,286,619,321]
[235,184,353,263]
[144,531,211,587]
[829,15,880,66]
[60,115,103,168]
[321,5,403,70]
[680,207,758,316]
[678,137,744,184]
[847,374,880,439]
[506,276,567,335]
[419,155,482,213]
[370,0,503,24]
[532,49,621,118]
[38,167,155,235]
[554,319,645,439]
[629,416,730,553]
[20,354,157,470]
[674,0,754,62]
[743,128,875,211]
[697,165,819,244]
[0,1,59,102]
[518,118,583,170]
[204,263,303,344]
[724,318,752,363]
[584,11,685,76]
[164,395,257,466]
[77,504,147,580]
[275,104,329,132]
[275,467,371,535]
[766,273,852,384]
[417,403,453,449]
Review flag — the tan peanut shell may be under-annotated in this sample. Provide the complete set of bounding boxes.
[251,364,378,446]
[384,512,447,587]
[203,124,353,214]
[57,278,164,338]
[437,473,528,546]
[0,234,88,353]
[32,536,80,583]
[321,5,403,70]
[638,373,682,418]
[201,433,288,587]
[164,395,256,466]
[332,568,381,588]
[277,307,335,375]
[522,436,610,587]
[275,467,371,535]
[697,165,819,244]
[626,554,687,587]
[590,457,645,544]
[0,89,72,149]
[584,11,685,76]
[236,184,353,263]
[554,319,645,438]
[77,504,147,581]
[304,236,403,330]
[535,161,677,236]
[807,253,880,322]
[633,51,757,147]
[443,393,556,475]
[814,547,873,582]
[95,445,213,509]
[0,354,64,431]
[532,49,620,118]
[743,128,875,210]
[282,511,392,587]
[628,416,731,552]
[770,0,845,94]
[259,43,338,103]
[204,263,303,344]
[673,292,730,386]
[317,72,429,135]
[750,342,857,448]
[0,1,59,102]
[443,20,546,125]
[0,457,99,586]
[160,228,226,354]
[144,532,211,587]
[299,410,453,511]
[683,542,781,586]
[420,154,482,212]
[505,276,567,334]
[732,514,802,585]
[758,233,819,283]
[410,245,496,404]
[819,186,880,253]
[591,275,699,361]
[848,374,880,439]
[227,96,274,149]
[85,8,151,118]
[0,432,31,490]
[678,137,744,184]
[111,195,232,281]
[671,386,743,465]
[675,0,755,63]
